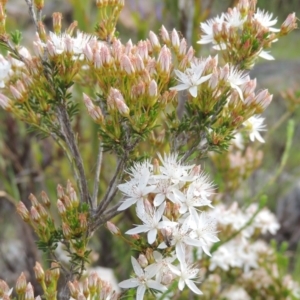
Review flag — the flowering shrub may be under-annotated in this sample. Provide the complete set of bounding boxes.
[0,0,298,299]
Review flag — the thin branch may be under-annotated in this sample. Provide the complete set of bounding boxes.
[91,201,123,231]
[91,142,103,210]
[56,104,91,206]
[95,154,127,215]
[24,0,39,31]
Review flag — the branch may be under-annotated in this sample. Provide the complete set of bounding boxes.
[91,201,123,231]
[95,154,127,215]
[91,142,103,210]
[24,0,39,31]
[56,104,91,206]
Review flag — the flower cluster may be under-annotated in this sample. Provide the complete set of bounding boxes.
[198,1,297,68]
[208,202,280,272]
[116,153,218,298]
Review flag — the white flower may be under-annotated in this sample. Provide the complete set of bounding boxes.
[254,9,280,32]
[168,261,203,295]
[117,169,156,211]
[72,31,95,56]
[152,179,181,207]
[125,203,177,244]
[145,251,177,282]
[243,115,266,143]
[190,211,219,257]
[177,174,214,215]
[170,60,212,97]
[198,15,224,45]
[0,55,11,88]
[224,7,247,28]
[226,65,250,100]
[119,257,167,300]
[155,153,194,185]
[158,216,202,264]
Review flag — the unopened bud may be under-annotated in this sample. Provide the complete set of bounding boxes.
[138,254,148,268]
[34,262,45,282]
[57,199,66,215]
[148,79,157,97]
[0,93,11,110]
[30,206,41,222]
[88,272,98,293]
[152,158,160,175]
[10,85,22,101]
[16,272,27,294]
[82,278,89,298]
[157,45,171,74]
[57,184,64,198]
[50,262,60,281]
[69,187,79,208]
[120,54,135,75]
[171,29,180,49]
[41,191,51,207]
[160,25,170,43]
[79,213,87,230]
[37,21,47,42]
[29,193,39,206]
[25,283,34,300]
[107,221,120,235]
[281,13,297,34]
[62,222,72,239]
[52,12,62,34]
[16,202,30,222]
[34,0,44,10]
[149,31,161,50]
[68,281,79,298]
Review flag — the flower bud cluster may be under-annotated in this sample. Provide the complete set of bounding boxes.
[210,145,263,192]
[68,272,119,300]
[198,0,297,68]
[16,192,55,243]
[56,180,89,257]
[116,152,219,297]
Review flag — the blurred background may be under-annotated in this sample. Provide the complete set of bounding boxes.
[0,0,299,295]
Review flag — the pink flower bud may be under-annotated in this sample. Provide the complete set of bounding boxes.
[171,29,180,48]
[33,262,45,282]
[107,221,120,235]
[83,93,95,110]
[281,13,297,34]
[115,98,130,116]
[149,31,161,50]
[83,43,93,61]
[57,199,66,215]
[255,89,273,110]
[16,202,30,222]
[33,41,44,57]
[64,35,74,53]
[137,41,148,60]
[41,191,51,207]
[112,39,123,63]
[219,63,229,81]
[62,222,72,239]
[25,283,34,300]
[30,206,41,222]
[125,39,133,55]
[16,272,27,294]
[57,184,64,198]
[69,187,79,207]
[120,54,135,74]
[10,85,23,101]
[0,93,11,110]
[148,79,158,97]
[179,38,187,56]
[94,51,102,68]
[46,40,56,57]
[132,54,145,72]
[157,45,171,74]
[138,254,148,268]
[160,25,170,43]
[100,45,111,65]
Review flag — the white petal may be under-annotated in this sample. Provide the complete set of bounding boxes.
[119,278,140,288]
[136,285,146,300]
[259,50,275,60]
[189,85,198,97]
[147,279,168,292]
[153,193,165,206]
[186,279,203,295]
[178,278,185,291]
[126,225,150,235]
[148,229,158,244]
[131,256,144,277]
[118,198,137,211]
